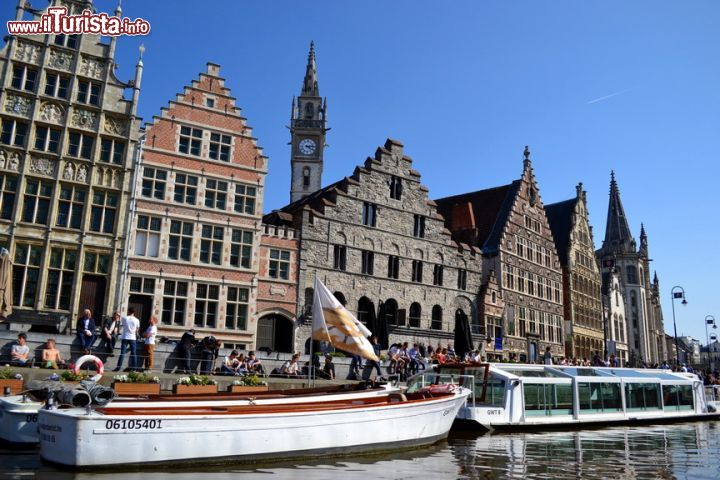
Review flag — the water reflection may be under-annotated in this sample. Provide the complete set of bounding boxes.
[2,422,719,479]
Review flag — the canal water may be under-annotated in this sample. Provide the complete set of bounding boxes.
[1,421,718,479]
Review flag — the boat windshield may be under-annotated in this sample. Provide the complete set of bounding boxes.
[553,367,613,377]
[502,368,564,378]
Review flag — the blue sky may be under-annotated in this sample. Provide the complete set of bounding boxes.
[4,1,718,344]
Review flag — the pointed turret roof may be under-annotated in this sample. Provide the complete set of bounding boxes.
[302,41,319,96]
[602,171,635,254]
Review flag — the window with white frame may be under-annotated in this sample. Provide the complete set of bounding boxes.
[100,138,125,164]
[1,118,29,146]
[204,179,227,210]
[129,276,155,294]
[76,80,100,105]
[22,178,52,225]
[200,224,223,265]
[12,243,42,307]
[34,125,61,153]
[225,287,249,330]
[208,132,231,161]
[56,185,85,229]
[44,247,76,310]
[67,132,93,159]
[194,283,219,328]
[269,249,291,279]
[135,215,161,257]
[141,167,167,200]
[174,173,198,204]
[230,228,253,268]
[44,72,70,99]
[168,220,193,261]
[179,126,202,156]
[234,184,256,215]
[162,280,187,326]
[11,64,37,92]
[89,190,117,233]
[0,174,17,220]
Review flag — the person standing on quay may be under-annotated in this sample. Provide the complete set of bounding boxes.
[143,316,158,370]
[113,308,139,372]
[178,329,196,374]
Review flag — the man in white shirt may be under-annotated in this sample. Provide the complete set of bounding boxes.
[113,307,140,372]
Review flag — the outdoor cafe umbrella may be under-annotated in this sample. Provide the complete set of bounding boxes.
[454,309,474,360]
[0,248,12,318]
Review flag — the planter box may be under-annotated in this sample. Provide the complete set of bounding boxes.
[228,385,269,394]
[0,378,23,395]
[113,382,161,396]
[173,384,218,395]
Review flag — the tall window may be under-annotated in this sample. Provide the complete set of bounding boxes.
[76,80,100,105]
[56,185,85,229]
[174,173,198,204]
[230,229,253,268]
[67,132,93,159]
[626,265,637,284]
[135,215,161,257]
[204,179,227,210]
[333,245,346,271]
[431,305,442,330]
[162,280,188,326]
[168,220,193,261]
[487,316,503,340]
[179,126,202,155]
[413,214,426,238]
[411,260,423,283]
[234,184,256,215]
[0,174,17,220]
[387,255,400,279]
[11,64,37,92]
[302,167,310,188]
[457,268,467,290]
[389,175,402,200]
[12,243,42,307]
[362,202,377,227]
[89,190,117,233]
[22,179,52,225]
[99,138,125,164]
[34,126,61,153]
[200,224,224,265]
[409,303,422,328]
[194,283,219,328]
[1,119,28,146]
[505,265,515,290]
[208,133,231,161]
[141,167,167,200]
[361,250,374,275]
[44,73,70,99]
[433,264,444,286]
[226,287,249,330]
[518,306,527,337]
[44,247,76,310]
[269,249,291,280]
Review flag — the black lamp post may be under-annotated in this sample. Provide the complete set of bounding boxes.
[671,286,687,366]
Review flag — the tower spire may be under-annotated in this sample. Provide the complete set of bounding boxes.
[302,41,319,96]
[602,171,635,253]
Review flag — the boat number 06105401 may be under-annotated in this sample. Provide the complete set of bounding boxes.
[105,419,163,430]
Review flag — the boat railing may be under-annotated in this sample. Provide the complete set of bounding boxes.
[405,371,475,405]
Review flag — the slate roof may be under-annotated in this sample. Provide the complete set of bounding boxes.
[544,197,578,267]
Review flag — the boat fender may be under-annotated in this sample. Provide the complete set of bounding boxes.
[74,354,104,382]
[418,384,457,396]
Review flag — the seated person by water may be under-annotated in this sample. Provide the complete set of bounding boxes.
[246,351,264,375]
[11,333,30,367]
[280,353,302,377]
[42,338,66,369]
[321,354,335,380]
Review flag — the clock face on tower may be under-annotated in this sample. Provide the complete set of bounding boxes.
[298,138,317,155]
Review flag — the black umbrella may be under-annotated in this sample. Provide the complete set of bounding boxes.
[375,301,389,350]
[454,309,474,360]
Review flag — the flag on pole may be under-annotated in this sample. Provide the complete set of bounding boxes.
[312,277,379,362]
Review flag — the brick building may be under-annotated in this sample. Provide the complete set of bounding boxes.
[436,148,565,362]
[546,183,604,362]
[0,0,142,330]
[124,63,269,348]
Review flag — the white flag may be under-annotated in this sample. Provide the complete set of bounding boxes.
[312,277,378,362]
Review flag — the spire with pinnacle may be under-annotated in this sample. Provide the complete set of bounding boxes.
[302,41,319,97]
[602,171,635,253]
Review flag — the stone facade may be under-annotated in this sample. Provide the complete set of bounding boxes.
[265,139,484,354]
[436,149,565,362]
[602,268,629,365]
[124,63,268,348]
[0,0,142,329]
[546,183,604,363]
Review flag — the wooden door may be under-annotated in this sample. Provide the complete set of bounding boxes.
[79,275,106,322]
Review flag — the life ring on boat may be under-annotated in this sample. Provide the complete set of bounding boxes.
[419,384,457,395]
[74,354,104,378]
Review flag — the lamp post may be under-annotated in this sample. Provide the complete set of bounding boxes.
[670,286,687,366]
[705,315,716,368]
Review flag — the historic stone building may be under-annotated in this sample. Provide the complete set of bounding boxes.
[602,268,629,365]
[0,0,142,330]
[435,148,565,363]
[265,138,485,354]
[545,183,604,363]
[124,63,269,348]
[596,172,666,366]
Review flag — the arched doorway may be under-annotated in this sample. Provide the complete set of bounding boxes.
[384,298,398,325]
[257,313,293,353]
[357,296,373,325]
[333,291,347,306]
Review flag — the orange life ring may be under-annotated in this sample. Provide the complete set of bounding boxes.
[74,354,104,376]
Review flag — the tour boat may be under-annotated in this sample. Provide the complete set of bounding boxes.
[432,363,720,431]
[38,377,470,467]
[0,381,397,445]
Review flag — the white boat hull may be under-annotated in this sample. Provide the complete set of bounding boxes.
[39,389,470,467]
[0,395,44,444]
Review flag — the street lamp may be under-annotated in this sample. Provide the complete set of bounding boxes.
[706,315,716,368]
[671,286,687,366]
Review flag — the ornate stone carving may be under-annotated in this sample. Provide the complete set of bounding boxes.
[39,102,65,123]
[29,157,56,177]
[8,153,20,172]
[80,56,106,79]
[76,164,88,183]
[4,95,32,116]
[63,162,75,180]
[0,150,6,170]
[47,49,74,71]
[13,41,42,64]
[71,109,98,129]
[103,117,128,136]
[270,285,287,296]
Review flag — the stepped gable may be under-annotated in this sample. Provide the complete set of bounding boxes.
[544,197,578,266]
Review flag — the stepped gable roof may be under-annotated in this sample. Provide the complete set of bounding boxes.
[435,181,521,253]
[545,197,578,266]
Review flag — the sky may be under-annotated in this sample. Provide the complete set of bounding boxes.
[3,1,718,344]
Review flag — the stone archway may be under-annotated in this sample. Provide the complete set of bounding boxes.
[257,312,294,353]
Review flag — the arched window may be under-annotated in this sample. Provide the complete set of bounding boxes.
[431,305,442,330]
[384,298,398,325]
[304,102,314,119]
[304,287,314,316]
[357,297,373,325]
[409,302,421,328]
[302,167,311,188]
[626,265,637,284]
[333,291,347,306]
[491,291,497,304]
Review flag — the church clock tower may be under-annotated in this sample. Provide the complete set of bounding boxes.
[290,41,327,203]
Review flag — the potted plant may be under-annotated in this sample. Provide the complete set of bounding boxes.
[0,368,23,395]
[59,370,89,385]
[173,374,218,395]
[113,371,161,396]
[228,374,269,394]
